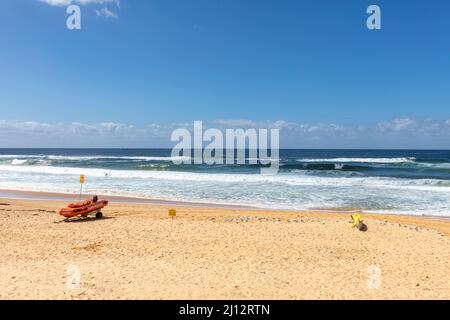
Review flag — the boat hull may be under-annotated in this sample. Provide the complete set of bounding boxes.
[59,200,108,218]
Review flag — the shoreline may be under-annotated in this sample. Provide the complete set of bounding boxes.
[1,188,449,222]
[0,188,257,210]
[1,193,449,236]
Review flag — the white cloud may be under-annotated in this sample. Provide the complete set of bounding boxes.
[95,7,118,19]
[1,118,449,148]
[40,0,120,6]
[39,0,121,20]
[377,117,417,132]
[39,0,72,6]
[78,0,119,5]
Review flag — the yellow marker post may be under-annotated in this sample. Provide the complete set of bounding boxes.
[79,174,85,200]
[168,208,176,219]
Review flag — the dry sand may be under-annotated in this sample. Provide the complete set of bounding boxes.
[0,198,449,299]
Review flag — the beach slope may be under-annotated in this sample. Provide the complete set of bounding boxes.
[1,198,449,299]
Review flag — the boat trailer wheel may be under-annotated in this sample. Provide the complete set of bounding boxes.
[95,211,103,219]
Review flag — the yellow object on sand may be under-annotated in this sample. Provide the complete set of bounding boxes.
[168,208,176,218]
[79,174,85,184]
[351,213,363,228]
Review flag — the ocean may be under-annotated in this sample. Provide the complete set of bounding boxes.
[0,149,449,216]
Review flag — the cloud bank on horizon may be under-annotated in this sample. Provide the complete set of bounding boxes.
[0,118,449,149]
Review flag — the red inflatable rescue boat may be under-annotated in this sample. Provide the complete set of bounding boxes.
[60,198,108,219]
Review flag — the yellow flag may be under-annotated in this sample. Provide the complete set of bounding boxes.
[80,175,85,184]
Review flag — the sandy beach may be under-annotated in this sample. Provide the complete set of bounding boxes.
[1,195,449,300]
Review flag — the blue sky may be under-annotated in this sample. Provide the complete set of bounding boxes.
[0,0,449,148]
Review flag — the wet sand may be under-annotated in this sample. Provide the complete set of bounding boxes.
[1,197,449,299]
